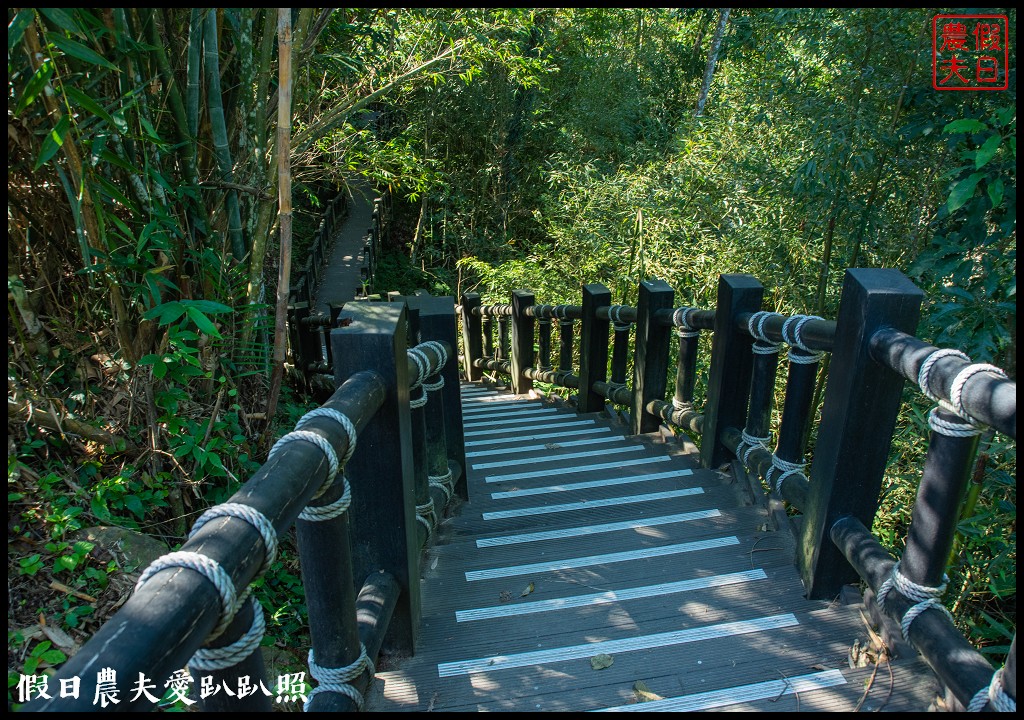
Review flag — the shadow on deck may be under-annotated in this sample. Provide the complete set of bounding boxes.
[365,381,941,712]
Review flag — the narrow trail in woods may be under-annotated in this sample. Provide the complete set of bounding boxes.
[313,179,375,314]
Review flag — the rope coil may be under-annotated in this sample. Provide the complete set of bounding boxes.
[673,307,701,339]
[299,477,352,521]
[305,644,375,711]
[967,666,1016,712]
[410,386,428,409]
[928,408,983,438]
[747,311,783,353]
[781,314,825,364]
[422,375,445,393]
[415,497,437,542]
[608,305,630,326]
[407,347,429,388]
[135,551,237,641]
[190,596,265,671]
[766,454,807,493]
[429,467,455,502]
[876,561,954,642]
[296,408,357,466]
[736,429,770,466]
[269,430,338,499]
[191,503,278,578]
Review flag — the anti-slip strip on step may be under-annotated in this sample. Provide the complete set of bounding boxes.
[490,468,695,499]
[465,535,739,581]
[593,669,847,712]
[466,419,597,438]
[456,569,767,622]
[484,455,670,483]
[436,613,799,677]
[465,427,613,449]
[482,487,705,520]
[475,509,722,548]
[473,444,644,470]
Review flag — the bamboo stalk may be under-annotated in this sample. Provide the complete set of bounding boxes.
[203,9,247,263]
[265,8,293,422]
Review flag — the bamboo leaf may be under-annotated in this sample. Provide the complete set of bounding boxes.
[46,34,119,71]
[181,300,234,314]
[38,9,84,36]
[186,307,223,338]
[35,115,71,170]
[987,177,1004,208]
[65,87,117,129]
[8,9,36,51]
[15,59,54,116]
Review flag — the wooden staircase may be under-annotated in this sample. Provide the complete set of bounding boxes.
[365,382,941,712]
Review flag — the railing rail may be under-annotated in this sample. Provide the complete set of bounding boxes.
[458,267,1015,712]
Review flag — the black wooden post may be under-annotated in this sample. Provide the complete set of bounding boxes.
[538,313,552,370]
[609,320,630,387]
[559,318,574,372]
[331,303,419,653]
[578,284,612,413]
[497,316,509,361]
[631,280,675,434]
[700,275,764,468]
[673,328,700,407]
[291,302,320,387]
[460,292,483,382]
[511,290,535,395]
[800,268,924,599]
[483,316,495,359]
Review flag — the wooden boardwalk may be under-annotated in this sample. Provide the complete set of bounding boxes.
[365,382,941,712]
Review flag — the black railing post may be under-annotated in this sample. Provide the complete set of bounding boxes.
[331,303,419,653]
[578,284,612,413]
[632,280,675,434]
[460,292,483,382]
[511,290,535,395]
[700,275,764,468]
[559,318,574,373]
[800,268,924,599]
[538,312,552,370]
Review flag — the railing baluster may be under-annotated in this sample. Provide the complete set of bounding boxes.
[460,292,483,382]
[631,280,675,434]
[537,314,552,371]
[559,317,574,373]
[578,283,611,413]
[511,290,535,395]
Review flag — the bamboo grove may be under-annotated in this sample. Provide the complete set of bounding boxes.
[7,8,1016,695]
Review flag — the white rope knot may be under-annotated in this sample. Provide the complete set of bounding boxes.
[190,596,265,671]
[950,362,1007,425]
[305,643,375,711]
[737,429,770,465]
[415,496,437,542]
[299,475,352,521]
[269,430,339,499]
[928,407,983,438]
[136,551,238,641]
[429,467,455,502]
[767,454,806,493]
[420,340,449,371]
[410,386,428,409]
[408,347,430,388]
[671,396,692,411]
[781,314,825,364]
[296,408,357,466]
[607,305,631,326]
[422,375,445,393]
[191,503,279,578]
[876,561,954,641]
[968,666,1016,712]
[747,311,783,353]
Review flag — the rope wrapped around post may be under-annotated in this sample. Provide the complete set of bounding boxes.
[406,340,451,540]
[672,306,702,340]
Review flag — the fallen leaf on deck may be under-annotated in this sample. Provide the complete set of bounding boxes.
[545,443,561,449]
[499,590,513,603]
[521,582,535,597]
[633,680,662,703]
[591,654,614,670]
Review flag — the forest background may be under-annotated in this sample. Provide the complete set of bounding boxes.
[7,7,1015,701]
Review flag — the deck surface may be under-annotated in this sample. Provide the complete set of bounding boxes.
[365,382,941,712]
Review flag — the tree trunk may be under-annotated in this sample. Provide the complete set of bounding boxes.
[265,8,293,424]
[695,9,730,117]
